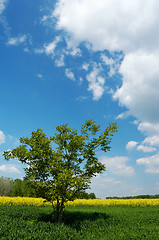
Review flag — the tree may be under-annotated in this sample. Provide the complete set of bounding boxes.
[11,179,37,197]
[0,177,14,196]
[78,191,96,199]
[3,119,117,222]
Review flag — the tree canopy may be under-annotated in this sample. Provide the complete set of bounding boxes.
[3,119,117,221]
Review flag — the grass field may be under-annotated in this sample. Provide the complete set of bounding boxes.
[0,204,159,239]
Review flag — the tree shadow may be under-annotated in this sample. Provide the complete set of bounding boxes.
[64,211,109,224]
[7,206,110,230]
[37,211,55,223]
[37,209,110,229]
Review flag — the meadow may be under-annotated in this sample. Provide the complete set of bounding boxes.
[0,197,159,239]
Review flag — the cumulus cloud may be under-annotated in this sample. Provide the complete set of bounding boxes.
[113,50,159,124]
[7,34,27,46]
[53,0,159,139]
[0,130,5,145]
[137,123,159,148]
[53,0,159,53]
[0,164,21,174]
[101,156,134,177]
[126,141,138,151]
[143,136,159,147]
[137,145,157,153]
[137,154,159,174]
[126,139,158,153]
[138,122,159,136]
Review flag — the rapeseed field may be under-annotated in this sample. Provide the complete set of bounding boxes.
[0,196,159,206]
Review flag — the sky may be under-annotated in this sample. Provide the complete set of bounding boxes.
[0,0,159,198]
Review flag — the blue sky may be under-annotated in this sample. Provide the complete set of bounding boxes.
[0,0,159,198]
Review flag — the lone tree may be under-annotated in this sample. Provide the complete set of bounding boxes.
[3,119,117,222]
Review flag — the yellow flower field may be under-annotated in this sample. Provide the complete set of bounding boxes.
[0,197,159,207]
[67,198,159,206]
[0,197,51,207]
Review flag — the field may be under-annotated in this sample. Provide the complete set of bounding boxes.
[0,198,159,239]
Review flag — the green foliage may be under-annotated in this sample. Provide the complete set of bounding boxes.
[0,205,159,239]
[11,179,37,197]
[3,119,117,221]
[0,177,14,196]
[0,177,38,197]
[77,192,96,199]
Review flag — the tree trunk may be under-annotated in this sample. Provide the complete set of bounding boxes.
[54,197,64,222]
[58,206,64,222]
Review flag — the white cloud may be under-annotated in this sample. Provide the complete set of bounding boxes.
[143,136,159,147]
[101,55,114,66]
[53,0,159,53]
[116,111,130,120]
[34,48,44,54]
[53,0,159,139]
[65,37,81,56]
[82,63,89,71]
[126,140,158,153]
[133,120,140,125]
[55,54,65,67]
[137,154,159,174]
[44,36,61,55]
[7,34,27,46]
[113,50,159,124]
[101,54,122,77]
[101,156,134,177]
[37,74,43,79]
[0,15,11,37]
[40,15,48,23]
[138,122,159,136]
[24,47,29,52]
[0,0,7,14]
[0,164,21,174]
[65,69,75,81]
[137,145,157,153]
[79,77,83,84]
[126,141,138,151]
[35,36,61,55]
[86,65,105,100]
[0,130,5,144]
[101,55,115,77]
[67,47,81,57]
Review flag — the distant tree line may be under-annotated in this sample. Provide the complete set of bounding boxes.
[0,177,14,196]
[0,177,96,199]
[0,177,37,197]
[106,195,159,199]
[1,177,159,200]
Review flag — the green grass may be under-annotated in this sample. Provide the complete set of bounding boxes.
[0,205,159,239]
